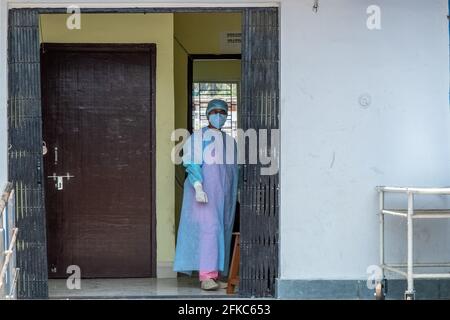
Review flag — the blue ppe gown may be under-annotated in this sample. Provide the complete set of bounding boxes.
[173,127,239,276]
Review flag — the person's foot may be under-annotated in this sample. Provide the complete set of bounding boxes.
[217,280,228,289]
[201,279,219,291]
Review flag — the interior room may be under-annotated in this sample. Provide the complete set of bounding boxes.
[38,11,242,298]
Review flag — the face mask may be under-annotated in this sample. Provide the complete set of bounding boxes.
[209,113,227,129]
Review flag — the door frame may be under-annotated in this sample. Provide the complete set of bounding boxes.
[6,5,280,299]
[187,54,241,133]
[40,42,157,278]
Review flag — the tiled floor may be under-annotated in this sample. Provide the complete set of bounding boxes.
[49,277,237,299]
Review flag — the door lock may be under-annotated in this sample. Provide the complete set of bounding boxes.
[47,173,74,190]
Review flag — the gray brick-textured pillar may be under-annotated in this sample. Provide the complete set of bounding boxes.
[240,7,280,297]
[8,8,48,299]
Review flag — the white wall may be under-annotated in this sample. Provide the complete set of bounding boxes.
[280,0,450,280]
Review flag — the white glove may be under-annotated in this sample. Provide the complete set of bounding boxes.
[193,181,208,203]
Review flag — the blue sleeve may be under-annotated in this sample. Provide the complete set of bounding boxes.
[184,163,203,187]
[182,130,204,187]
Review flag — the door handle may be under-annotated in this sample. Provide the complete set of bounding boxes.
[47,173,74,191]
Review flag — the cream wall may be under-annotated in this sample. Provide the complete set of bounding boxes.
[193,60,241,82]
[173,39,188,235]
[39,13,176,276]
[174,12,241,54]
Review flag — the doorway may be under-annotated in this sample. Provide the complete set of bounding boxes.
[40,44,157,278]
[8,7,279,299]
[188,55,241,137]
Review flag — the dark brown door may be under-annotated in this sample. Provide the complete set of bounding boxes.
[41,44,156,278]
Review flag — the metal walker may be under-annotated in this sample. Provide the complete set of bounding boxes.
[376,186,450,300]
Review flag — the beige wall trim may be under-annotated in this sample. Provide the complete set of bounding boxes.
[157,261,177,279]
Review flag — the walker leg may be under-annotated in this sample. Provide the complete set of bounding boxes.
[405,192,415,300]
[375,191,387,300]
[404,291,415,300]
[379,191,385,280]
[375,278,387,300]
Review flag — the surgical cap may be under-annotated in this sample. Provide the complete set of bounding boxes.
[206,99,228,117]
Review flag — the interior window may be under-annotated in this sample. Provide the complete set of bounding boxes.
[192,82,239,138]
